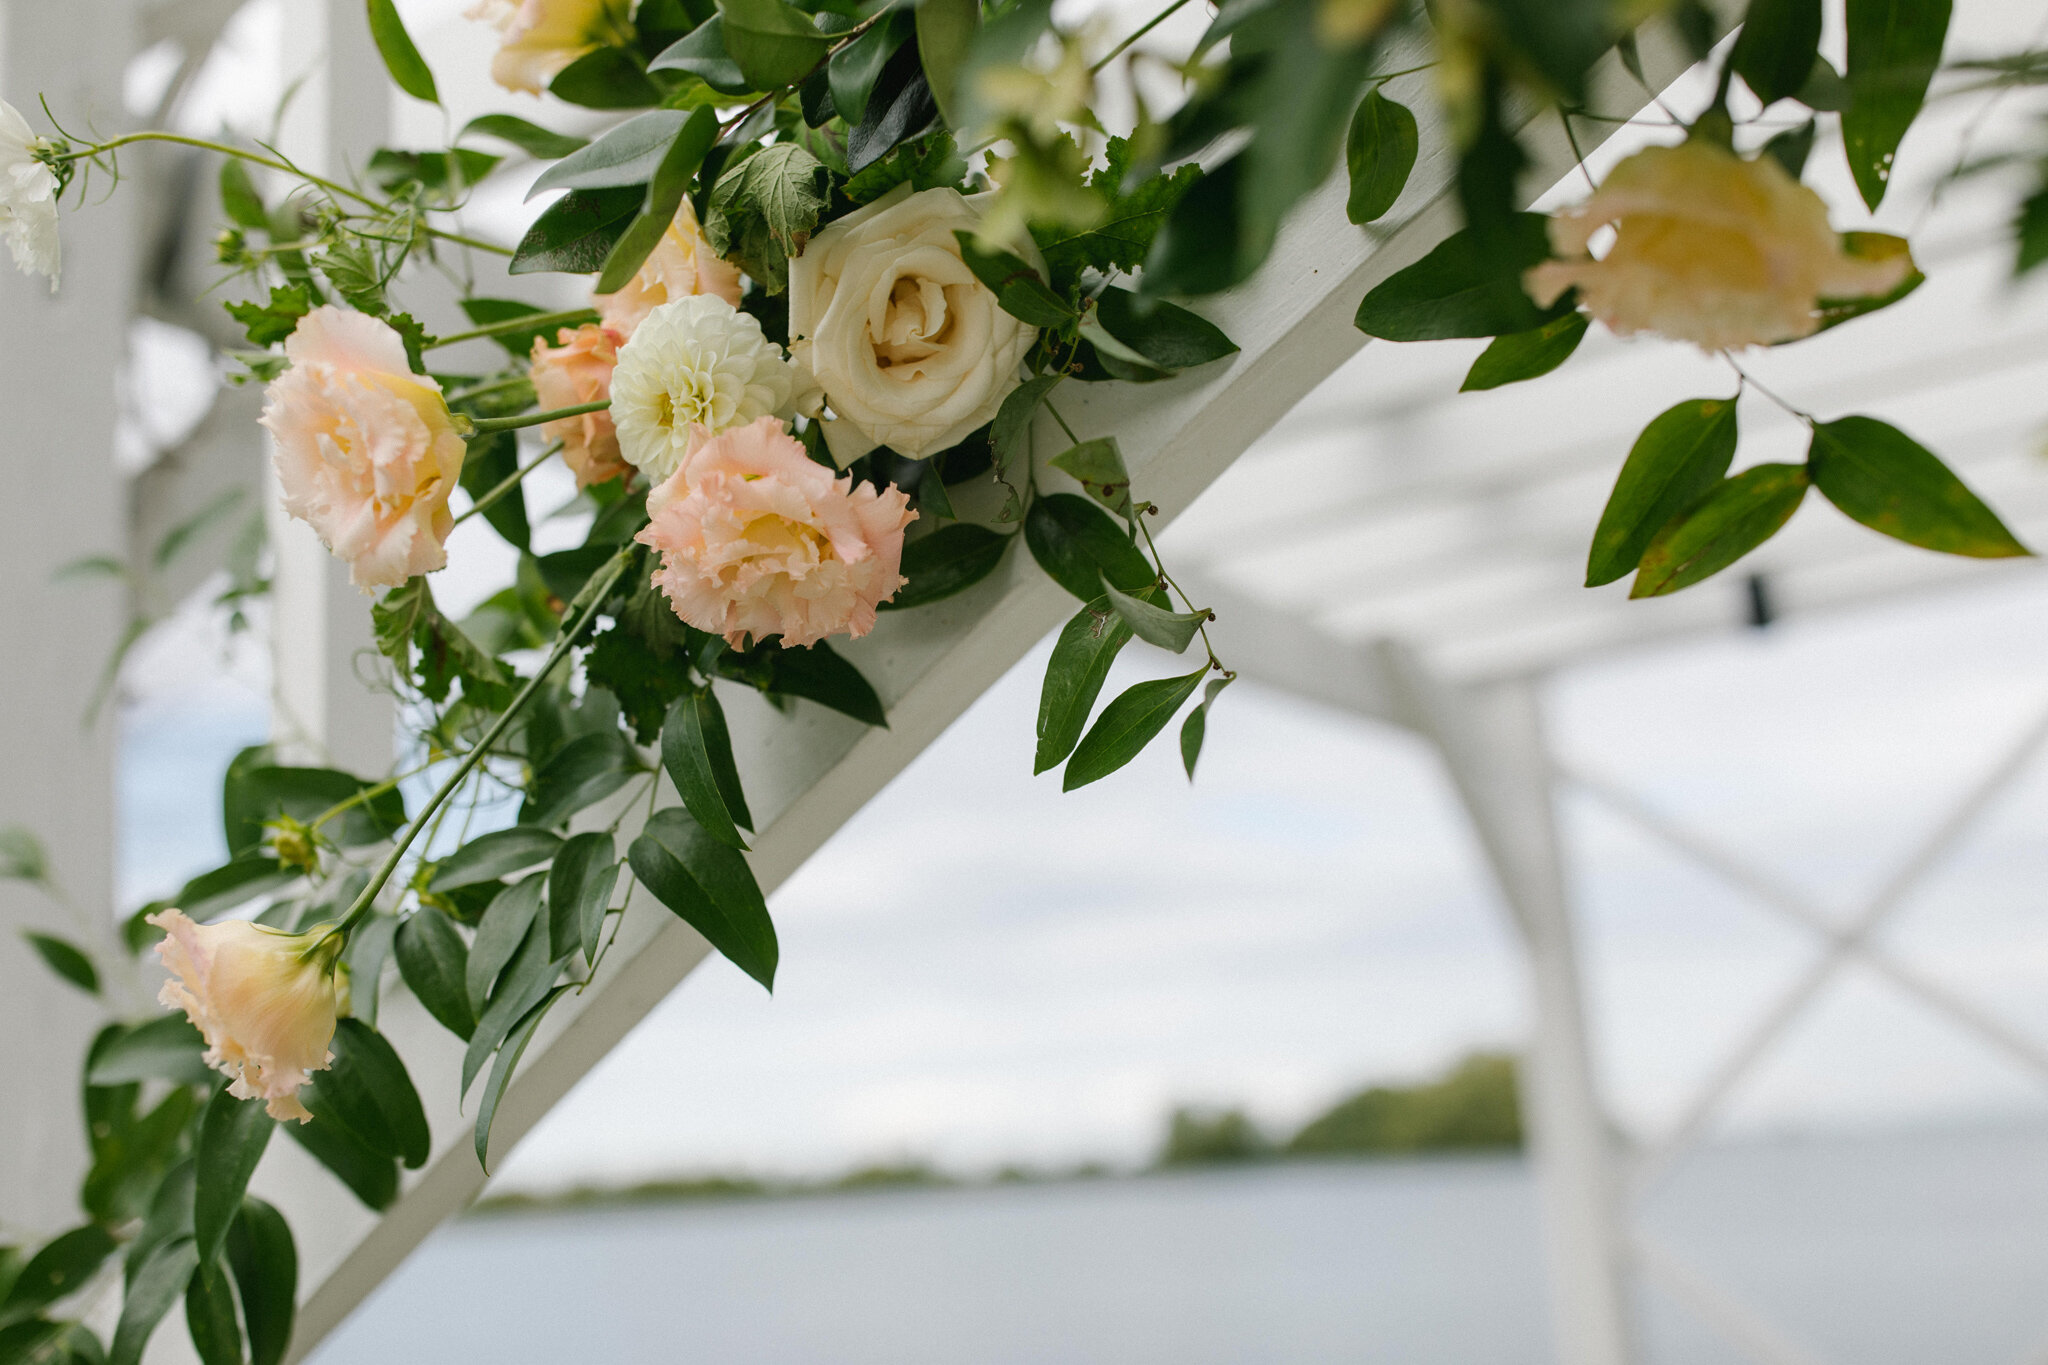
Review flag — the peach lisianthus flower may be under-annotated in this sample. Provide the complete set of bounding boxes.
[635,416,915,648]
[149,909,342,1122]
[530,323,629,487]
[260,306,467,590]
[595,200,742,338]
[1525,138,1913,351]
[466,0,634,96]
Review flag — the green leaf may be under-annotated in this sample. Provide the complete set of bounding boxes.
[1841,0,1951,209]
[597,104,719,295]
[1102,577,1207,653]
[1807,416,2028,558]
[461,914,562,1097]
[1354,215,1566,341]
[86,1015,211,1088]
[1345,88,1418,225]
[175,853,296,924]
[521,731,641,828]
[1024,493,1155,602]
[1632,464,1810,597]
[1731,0,1822,104]
[222,757,406,854]
[1050,438,1133,516]
[466,875,548,1013]
[629,807,778,989]
[528,110,688,199]
[723,640,887,726]
[125,1160,195,1283]
[300,1019,431,1169]
[550,44,661,107]
[0,1319,68,1365]
[283,1117,398,1211]
[367,148,502,203]
[706,141,831,293]
[915,0,980,126]
[989,375,1058,520]
[344,911,399,1029]
[183,1259,242,1365]
[648,16,755,94]
[20,933,96,995]
[1802,232,1925,336]
[193,1088,273,1268]
[717,0,830,88]
[843,35,936,175]
[549,832,620,963]
[224,1200,294,1365]
[663,691,751,851]
[475,987,568,1172]
[430,828,564,891]
[881,524,1012,611]
[1461,312,1589,392]
[454,431,532,552]
[0,1228,115,1328]
[1035,599,1134,775]
[1761,117,1818,179]
[395,908,476,1040]
[2020,182,2048,278]
[108,1239,196,1365]
[365,0,438,102]
[217,159,268,231]
[1585,397,1740,587]
[511,186,645,276]
[952,232,1075,329]
[1034,140,1198,293]
[828,12,908,124]
[0,826,47,882]
[1064,667,1210,791]
[1092,289,1239,374]
[461,113,587,160]
[224,285,313,349]
[1180,676,1233,780]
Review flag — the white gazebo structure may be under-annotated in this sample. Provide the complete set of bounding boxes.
[4,1,2046,1362]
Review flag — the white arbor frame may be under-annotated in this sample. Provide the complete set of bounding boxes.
[23,2,2047,1364]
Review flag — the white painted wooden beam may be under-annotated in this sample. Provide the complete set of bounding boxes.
[0,0,140,1240]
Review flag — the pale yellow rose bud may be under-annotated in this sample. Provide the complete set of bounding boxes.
[149,910,342,1122]
[1526,138,1913,351]
[467,0,636,96]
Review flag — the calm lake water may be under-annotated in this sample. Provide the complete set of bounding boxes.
[313,1125,2048,1365]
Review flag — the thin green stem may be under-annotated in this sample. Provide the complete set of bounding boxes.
[467,401,607,435]
[1134,502,1227,674]
[454,443,562,530]
[325,547,634,942]
[1719,352,1811,425]
[446,373,536,405]
[1044,400,1081,445]
[61,132,513,255]
[434,309,600,349]
[1092,0,1196,72]
[310,758,437,831]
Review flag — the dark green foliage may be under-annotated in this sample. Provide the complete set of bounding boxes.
[1288,1054,1524,1156]
[1355,215,1566,341]
[1631,463,1810,598]
[1346,88,1418,225]
[1034,138,1199,292]
[1841,0,1951,209]
[1157,1107,1271,1165]
[881,525,1012,611]
[1585,398,1740,587]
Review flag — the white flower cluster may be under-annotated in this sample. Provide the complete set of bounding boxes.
[1,98,60,287]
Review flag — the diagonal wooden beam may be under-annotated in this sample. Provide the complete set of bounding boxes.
[266,20,1719,1360]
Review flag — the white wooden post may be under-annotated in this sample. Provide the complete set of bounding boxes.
[264,0,394,774]
[1381,648,1636,1365]
[0,0,138,1240]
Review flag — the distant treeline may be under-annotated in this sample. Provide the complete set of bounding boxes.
[1158,1053,1523,1166]
[475,1053,1523,1215]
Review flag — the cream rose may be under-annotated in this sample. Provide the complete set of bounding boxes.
[467,0,634,96]
[595,200,743,338]
[788,185,1036,463]
[530,323,629,488]
[1526,138,1913,351]
[0,97,59,287]
[635,416,914,648]
[261,306,467,589]
[609,294,804,485]
[150,909,342,1122]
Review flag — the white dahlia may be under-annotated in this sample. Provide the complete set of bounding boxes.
[0,98,60,287]
[609,294,803,484]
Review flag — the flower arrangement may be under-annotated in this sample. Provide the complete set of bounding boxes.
[3,0,2043,1359]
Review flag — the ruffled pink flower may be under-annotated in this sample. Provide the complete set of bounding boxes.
[260,307,467,589]
[149,910,341,1122]
[635,416,915,648]
[530,323,628,488]
[595,200,743,338]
